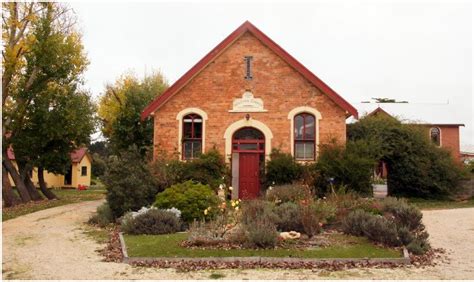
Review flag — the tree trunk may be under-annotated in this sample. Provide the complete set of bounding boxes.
[18,162,43,201]
[2,163,21,207]
[37,166,58,200]
[2,150,31,203]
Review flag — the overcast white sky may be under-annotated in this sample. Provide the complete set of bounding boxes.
[70,0,473,149]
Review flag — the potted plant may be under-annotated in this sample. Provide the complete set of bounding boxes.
[372,175,387,198]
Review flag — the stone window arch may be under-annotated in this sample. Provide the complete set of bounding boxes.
[288,106,322,160]
[176,108,208,160]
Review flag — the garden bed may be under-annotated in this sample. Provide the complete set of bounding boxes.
[120,232,408,264]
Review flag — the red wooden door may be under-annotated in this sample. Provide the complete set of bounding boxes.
[239,153,260,199]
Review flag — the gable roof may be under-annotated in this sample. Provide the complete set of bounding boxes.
[70,147,88,163]
[141,21,358,119]
[7,147,89,163]
[348,102,465,126]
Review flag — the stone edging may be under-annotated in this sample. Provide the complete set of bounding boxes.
[118,232,410,265]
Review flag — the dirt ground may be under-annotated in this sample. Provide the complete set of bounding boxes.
[2,200,474,279]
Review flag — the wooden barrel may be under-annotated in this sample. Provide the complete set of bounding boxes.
[373,184,388,198]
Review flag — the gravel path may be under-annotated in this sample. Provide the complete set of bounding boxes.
[2,200,474,279]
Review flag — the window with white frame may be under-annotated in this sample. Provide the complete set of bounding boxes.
[294,113,316,160]
[182,113,203,160]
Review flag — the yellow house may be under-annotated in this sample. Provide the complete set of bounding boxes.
[8,147,92,188]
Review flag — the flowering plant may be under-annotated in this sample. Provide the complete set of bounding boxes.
[202,198,241,238]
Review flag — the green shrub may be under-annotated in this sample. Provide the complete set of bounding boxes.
[265,184,312,204]
[341,209,374,236]
[348,114,462,198]
[244,218,278,249]
[361,215,401,246]
[121,209,181,235]
[91,152,107,178]
[299,200,336,238]
[150,153,186,189]
[406,235,431,255]
[154,181,219,222]
[342,208,430,253]
[186,221,224,247]
[240,199,277,226]
[397,226,414,246]
[380,197,423,231]
[312,140,375,196]
[104,149,159,218]
[343,210,400,246]
[88,202,114,227]
[265,149,302,186]
[182,149,229,190]
[274,202,303,232]
[151,149,229,191]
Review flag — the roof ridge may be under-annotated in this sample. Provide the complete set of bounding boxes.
[141,21,358,119]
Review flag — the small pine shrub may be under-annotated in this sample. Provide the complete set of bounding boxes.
[397,226,414,246]
[380,197,423,231]
[274,202,303,232]
[121,209,181,235]
[104,149,159,218]
[88,202,114,227]
[406,236,431,255]
[265,184,312,204]
[244,218,278,249]
[361,215,401,246]
[185,221,223,247]
[154,181,219,222]
[300,203,321,238]
[240,199,277,226]
[265,149,302,186]
[341,209,374,236]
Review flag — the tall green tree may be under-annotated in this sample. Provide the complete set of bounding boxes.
[98,72,168,156]
[2,3,93,204]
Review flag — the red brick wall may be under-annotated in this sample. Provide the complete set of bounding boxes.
[152,32,348,160]
[428,125,461,160]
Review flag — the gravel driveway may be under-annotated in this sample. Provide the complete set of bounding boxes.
[2,200,474,279]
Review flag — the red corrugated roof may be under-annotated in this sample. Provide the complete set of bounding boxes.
[141,21,358,119]
[7,147,88,163]
[70,147,87,163]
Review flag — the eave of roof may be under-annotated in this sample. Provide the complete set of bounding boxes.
[141,21,358,120]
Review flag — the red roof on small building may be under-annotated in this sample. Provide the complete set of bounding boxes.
[141,21,358,119]
[7,147,88,163]
[70,147,88,163]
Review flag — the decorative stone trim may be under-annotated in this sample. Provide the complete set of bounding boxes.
[223,118,273,163]
[176,108,208,160]
[228,90,268,113]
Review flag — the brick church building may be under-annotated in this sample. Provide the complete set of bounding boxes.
[141,21,358,199]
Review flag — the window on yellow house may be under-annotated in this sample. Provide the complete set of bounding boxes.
[81,166,87,176]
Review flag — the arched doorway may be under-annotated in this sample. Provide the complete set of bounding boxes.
[232,127,265,199]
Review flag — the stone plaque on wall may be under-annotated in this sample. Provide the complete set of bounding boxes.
[229,90,267,112]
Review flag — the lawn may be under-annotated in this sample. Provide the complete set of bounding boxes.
[406,197,474,210]
[2,188,105,221]
[123,232,402,259]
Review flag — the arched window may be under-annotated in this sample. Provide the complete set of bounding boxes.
[182,113,202,160]
[294,113,315,160]
[430,127,441,146]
